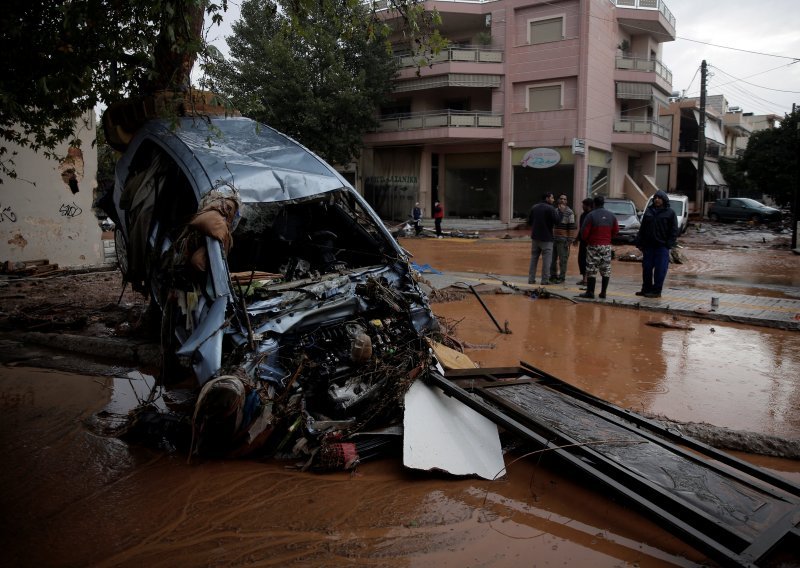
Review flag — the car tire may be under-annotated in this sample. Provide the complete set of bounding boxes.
[750,214,762,223]
[114,227,129,277]
[709,213,719,222]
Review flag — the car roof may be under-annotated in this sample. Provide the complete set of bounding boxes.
[118,116,350,204]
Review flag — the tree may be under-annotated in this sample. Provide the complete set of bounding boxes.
[736,109,799,209]
[202,0,399,165]
[0,0,439,181]
[0,0,225,182]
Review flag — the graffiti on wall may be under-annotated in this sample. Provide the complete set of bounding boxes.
[59,202,83,218]
[1,204,17,222]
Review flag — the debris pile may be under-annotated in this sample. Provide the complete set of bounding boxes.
[95,116,440,470]
[1,259,61,278]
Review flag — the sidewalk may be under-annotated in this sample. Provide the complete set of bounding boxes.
[420,270,800,332]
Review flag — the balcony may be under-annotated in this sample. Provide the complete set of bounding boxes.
[365,110,504,145]
[396,46,503,68]
[613,0,676,40]
[375,110,503,132]
[615,56,672,86]
[612,117,671,151]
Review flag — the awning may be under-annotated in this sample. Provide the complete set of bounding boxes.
[693,110,726,145]
[616,82,670,108]
[395,73,502,92]
[691,159,727,186]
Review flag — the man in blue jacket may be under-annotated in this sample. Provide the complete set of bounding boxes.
[635,190,679,299]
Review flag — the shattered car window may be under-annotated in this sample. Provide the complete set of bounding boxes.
[102,117,438,469]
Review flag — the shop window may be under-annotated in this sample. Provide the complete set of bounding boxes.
[528,16,564,45]
[527,84,562,112]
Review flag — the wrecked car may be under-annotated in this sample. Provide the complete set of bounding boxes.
[102,115,441,468]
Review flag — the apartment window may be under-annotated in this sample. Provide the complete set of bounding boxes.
[527,84,562,112]
[528,16,564,45]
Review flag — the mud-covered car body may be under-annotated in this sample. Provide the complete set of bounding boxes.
[104,116,437,462]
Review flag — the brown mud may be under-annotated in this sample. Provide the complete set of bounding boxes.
[0,367,718,567]
[1,222,799,566]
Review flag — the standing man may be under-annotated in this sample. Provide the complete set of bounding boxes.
[412,202,423,236]
[578,195,619,299]
[574,197,593,286]
[527,192,561,285]
[432,201,444,238]
[549,194,577,283]
[635,190,678,299]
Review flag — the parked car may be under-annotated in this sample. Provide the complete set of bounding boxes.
[604,198,640,243]
[644,193,689,234]
[707,198,782,224]
[100,115,438,462]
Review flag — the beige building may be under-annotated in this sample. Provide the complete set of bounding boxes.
[0,112,103,267]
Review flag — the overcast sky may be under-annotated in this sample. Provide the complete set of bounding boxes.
[662,0,800,116]
[204,0,800,117]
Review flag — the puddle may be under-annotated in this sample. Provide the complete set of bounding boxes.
[433,294,800,440]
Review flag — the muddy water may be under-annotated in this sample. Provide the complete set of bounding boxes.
[400,234,800,439]
[1,367,716,567]
[401,234,800,298]
[435,294,800,440]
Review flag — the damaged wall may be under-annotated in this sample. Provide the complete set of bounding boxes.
[0,112,103,267]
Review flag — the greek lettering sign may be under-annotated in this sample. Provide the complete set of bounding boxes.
[521,148,561,169]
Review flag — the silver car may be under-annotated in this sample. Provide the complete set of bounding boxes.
[603,198,640,243]
[102,116,437,462]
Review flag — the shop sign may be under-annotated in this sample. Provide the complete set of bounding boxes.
[521,148,561,169]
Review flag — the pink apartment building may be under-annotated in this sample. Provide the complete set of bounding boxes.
[359,0,676,222]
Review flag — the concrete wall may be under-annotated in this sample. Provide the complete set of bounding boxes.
[0,112,102,267]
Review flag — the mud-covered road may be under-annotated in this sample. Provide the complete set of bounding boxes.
[1,221,799,566]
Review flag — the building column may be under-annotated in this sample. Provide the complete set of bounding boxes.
[419,148,432,217]
[572,152,587,205]
[500,144,513,223]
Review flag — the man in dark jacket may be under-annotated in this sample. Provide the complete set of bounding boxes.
[636,190,679,298]
[573,197,593,285]
[578,195,619,299]
[527,192,561,284]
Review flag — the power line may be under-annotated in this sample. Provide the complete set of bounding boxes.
[709,63,800,94]
[674,36,800,62]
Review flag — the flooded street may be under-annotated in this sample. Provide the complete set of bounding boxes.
[433,294,800,439]
[0,368,718,567]
[1,226,799,566]
[400,229,800,440]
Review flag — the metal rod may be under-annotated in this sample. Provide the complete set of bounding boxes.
[468,284,506,333]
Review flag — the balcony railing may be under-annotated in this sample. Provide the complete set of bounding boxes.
[611,0,675,29]
[613,117,670,139]
[395,46,503,68]
[615,56,672,84]
[373,0,501,10]
[375,110,503,132]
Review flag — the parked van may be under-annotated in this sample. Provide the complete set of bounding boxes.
[644,193,689,234]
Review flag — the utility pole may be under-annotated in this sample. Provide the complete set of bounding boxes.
[793,113,799,251]
[695,60,707,217]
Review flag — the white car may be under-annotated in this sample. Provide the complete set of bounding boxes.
[645,193,689,234]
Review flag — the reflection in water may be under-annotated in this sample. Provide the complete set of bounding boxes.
[434,295,800,439]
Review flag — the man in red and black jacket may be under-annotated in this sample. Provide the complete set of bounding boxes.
[578,195,619,299]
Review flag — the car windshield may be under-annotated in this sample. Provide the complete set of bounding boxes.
[736,198,766,208]
[670,201,684,215]
[605,201,636,215]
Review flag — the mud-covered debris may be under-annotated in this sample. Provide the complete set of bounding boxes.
[95,115,439,471]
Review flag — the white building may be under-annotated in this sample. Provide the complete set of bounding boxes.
[0,112,103,267]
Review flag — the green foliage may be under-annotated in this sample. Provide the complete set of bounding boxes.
[737,109,799,209]
[203,0,398,165]
[0,0,226,182]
